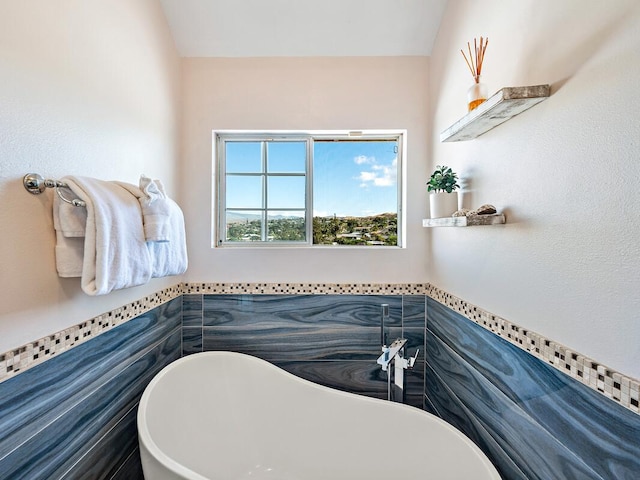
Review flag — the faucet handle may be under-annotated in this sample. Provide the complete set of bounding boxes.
[408,348,420,369]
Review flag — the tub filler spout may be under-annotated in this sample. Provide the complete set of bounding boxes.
[376,338,407,371]
[377,336,420,403]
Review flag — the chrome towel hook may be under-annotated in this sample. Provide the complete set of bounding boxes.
[23,173,86,207]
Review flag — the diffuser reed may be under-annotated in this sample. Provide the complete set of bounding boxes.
[461,37,489,111]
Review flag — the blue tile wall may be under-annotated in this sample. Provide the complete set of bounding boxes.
[425,297,640,480]
[5,287,637,480]
[182,293,203,355]
[0,298,182,480]
[186,294,426,408]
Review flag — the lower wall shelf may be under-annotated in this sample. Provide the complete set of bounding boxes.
[423,213,505,227]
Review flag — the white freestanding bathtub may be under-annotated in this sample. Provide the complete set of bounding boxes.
[138,351,501,480]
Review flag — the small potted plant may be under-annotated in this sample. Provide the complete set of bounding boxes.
[427,165,460,218]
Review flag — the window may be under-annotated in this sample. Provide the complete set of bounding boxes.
[215,130,405,247]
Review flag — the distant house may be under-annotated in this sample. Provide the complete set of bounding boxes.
[337,232,362,239]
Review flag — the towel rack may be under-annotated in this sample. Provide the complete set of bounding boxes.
[23,173,86,207]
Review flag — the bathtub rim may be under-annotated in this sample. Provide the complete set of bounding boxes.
[138,353,212,480]
[137,351,501,480]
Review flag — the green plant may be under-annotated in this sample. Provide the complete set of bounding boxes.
[427,165,460,193]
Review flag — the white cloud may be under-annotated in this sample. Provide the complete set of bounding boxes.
[354,155,374,165]
[356,157,397,188]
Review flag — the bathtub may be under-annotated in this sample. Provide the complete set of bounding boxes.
[138,351,501,480]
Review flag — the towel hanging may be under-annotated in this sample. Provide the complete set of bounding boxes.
[24,172,188,295]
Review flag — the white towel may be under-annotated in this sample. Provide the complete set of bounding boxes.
[147,198,188,277]
[117,180,188,277]
[52,193,84,277]
[53,192,87,237]
[53,231,84,278]
[60,176,152,296]
[139,175,171,242]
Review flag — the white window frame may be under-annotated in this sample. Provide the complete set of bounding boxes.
[213,130,406,248]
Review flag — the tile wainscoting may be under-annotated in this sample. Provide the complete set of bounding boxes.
[183,293,426,408]
[0,283,638,480]
[425,297,640,480]
[0,297,182,480]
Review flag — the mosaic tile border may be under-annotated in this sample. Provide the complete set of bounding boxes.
[0,281,637,415]
[0,284,183,384]
[182,282,431,295]
[426,284,640,414]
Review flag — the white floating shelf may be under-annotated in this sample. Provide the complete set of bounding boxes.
[440,85,550,142]
[423,213,505,228]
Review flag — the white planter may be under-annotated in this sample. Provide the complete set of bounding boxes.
[429,191,459,218]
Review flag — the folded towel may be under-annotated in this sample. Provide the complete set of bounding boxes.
[147,198,188,277]
[60,176,152,296]
[53,191,87,237]
[117,180,188,277]
[139,175,171,242]
[53,231,84,277]
[53,193,85,276]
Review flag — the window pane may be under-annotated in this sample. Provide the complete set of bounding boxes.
[313,140,398,246]
[226,175,263,209]
[226,142,262,173]
[267,176,305,209]
[267,211,306,242]
[267,142,306,173]
[225,210,263,242]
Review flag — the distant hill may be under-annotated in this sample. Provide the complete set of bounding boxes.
[226,212,262,223]
[224,212,398,246]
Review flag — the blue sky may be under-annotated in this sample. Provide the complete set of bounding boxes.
[225,139,398,217]
[313,140,398,217]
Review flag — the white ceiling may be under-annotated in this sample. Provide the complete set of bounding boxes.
[159,0,448,57]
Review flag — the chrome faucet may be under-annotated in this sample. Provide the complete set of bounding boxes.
[377,337,408,371]
[376,304,420,402]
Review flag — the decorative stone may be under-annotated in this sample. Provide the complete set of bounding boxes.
[474,204,497,215]
[452,209,471,217]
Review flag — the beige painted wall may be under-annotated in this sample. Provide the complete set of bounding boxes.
[0,0,181,353]
[4,0,637,385]
[428,0,640,378]
[180,57,431,284]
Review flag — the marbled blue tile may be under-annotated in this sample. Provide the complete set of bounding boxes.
[402,295,426,330]
[425,362,530,480]
[270,359,425,408]
[203,294,402,329]
[402,328,425,364]
[0,297,181,462]
[182,294,203,327]
[403,360,425,409]
[423,393,439,416]
[201,294,427,408]
[426,298,640,480]
[182,326,203,355]
[202,295,404,361]
[273,360,388,400]
[110,448,144,480]
[0,299,181,480]
[203,325,382,360]
[397,327,425,408]
[0,328,181,480]
[61,406,141,480]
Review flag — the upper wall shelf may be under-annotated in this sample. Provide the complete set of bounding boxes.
[440,85,550,142]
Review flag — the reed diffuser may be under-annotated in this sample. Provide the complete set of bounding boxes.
[461,37,489,112]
